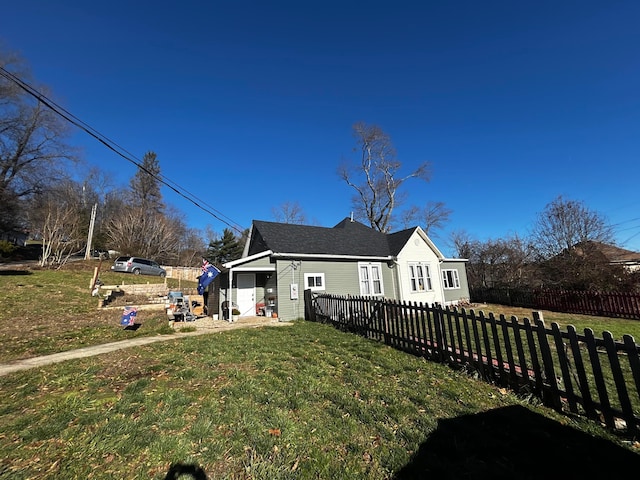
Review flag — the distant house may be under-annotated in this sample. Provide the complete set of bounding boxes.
[214,218,469,321]
[0,229,28,247]
[572,241,640,272]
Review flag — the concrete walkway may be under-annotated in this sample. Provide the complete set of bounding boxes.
[0,316,291,377]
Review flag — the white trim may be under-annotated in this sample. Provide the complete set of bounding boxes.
[358,262,384,296]
[233,266,276,272]
[413,227,445,259]
[223,250,273,268]
[227,267,234,322]
[408,262,433,293]
[442,269,461,289]
[304,272,326,291]
[273,252,393,261]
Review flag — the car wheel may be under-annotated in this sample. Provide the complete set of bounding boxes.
[132,268,141,275]
[159,272,166,278]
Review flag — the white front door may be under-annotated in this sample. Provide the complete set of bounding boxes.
[237,274,255,316]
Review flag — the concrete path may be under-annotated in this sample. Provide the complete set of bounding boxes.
[0,316,291,377]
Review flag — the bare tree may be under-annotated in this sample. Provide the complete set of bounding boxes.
[0,51,77,233]
[77,168,119,252]
[401,201,452,236]
[105,209,182,262]
[272,201,307,224]
[449,230,477,260]
[530,195,614,260]
[339,122,430,233]
[539,240,625,291]
[449,231,537,289]
[176,227,206,266]
[27,180,87,267]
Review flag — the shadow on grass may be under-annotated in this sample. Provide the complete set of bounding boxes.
[123,323,142,331]
[394,405,639,479]
[164,462,207,479]
[0,270,32,276]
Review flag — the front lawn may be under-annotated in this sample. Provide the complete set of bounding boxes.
[1,321,638,479]
[0,261,178,363]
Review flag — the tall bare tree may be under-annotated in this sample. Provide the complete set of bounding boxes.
[272,201,307,224]
[339,122,430,233]
[530,195,614,260]
[401,201,452,236]
[0,50,76,233]
[449,230,537,289]
[105,208,183,262]
[27,180,87,267]
[176,227,206,266]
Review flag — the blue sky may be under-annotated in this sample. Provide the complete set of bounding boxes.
[2,1,640,255]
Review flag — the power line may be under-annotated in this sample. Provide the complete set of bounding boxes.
[0,65,246,236]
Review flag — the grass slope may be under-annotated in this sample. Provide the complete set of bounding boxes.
[1,322,639,479]
[0,261,638,478]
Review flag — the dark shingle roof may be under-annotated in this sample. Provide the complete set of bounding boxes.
[248,218,412,257]
[575,241,640,264]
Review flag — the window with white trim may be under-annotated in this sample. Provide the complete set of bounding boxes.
[304,273,325,291]
[359,263,384,296]
[408,263,433,292]
[442,269,460,289]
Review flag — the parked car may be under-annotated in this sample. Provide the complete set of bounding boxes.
[90,249,110,259]
[110,256,166,277]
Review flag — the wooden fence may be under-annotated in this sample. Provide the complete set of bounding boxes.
[162,266,201,282]
[304,290,640,437]
[470,287,640,320]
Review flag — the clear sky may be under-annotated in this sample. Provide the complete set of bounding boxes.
[2,1,640,256]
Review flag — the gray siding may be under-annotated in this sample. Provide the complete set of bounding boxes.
[236,255,274,269]
[273,258,398,321]
[441,261,470,304]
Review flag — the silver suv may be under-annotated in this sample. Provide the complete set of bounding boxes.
[111,256,166,277]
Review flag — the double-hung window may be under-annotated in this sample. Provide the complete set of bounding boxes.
[408,263,432,292]
[442,269,460,289]
[359,263,383,296]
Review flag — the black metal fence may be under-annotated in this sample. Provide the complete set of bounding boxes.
[304,290,640,437]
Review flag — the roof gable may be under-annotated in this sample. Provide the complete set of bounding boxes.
[248,218,391,257]
[390,227,446,260]
[574,241,640,264]
[245,218,453,261]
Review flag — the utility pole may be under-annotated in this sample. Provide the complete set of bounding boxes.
[84,203,97,260]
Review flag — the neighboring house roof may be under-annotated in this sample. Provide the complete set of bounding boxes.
[247,218,414,258]
[578,241,640,266]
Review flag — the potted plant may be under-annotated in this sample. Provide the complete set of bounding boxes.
[232,308,240,322]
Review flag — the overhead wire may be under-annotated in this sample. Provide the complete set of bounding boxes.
[608,215,640,249]
[0,65,246,236]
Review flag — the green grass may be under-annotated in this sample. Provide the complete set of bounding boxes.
[0,261,184,363]
[0,264,639,478]
[476,303,640,341]
[1,321,638,479]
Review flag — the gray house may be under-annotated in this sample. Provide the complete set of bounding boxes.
[218,218,469,321]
